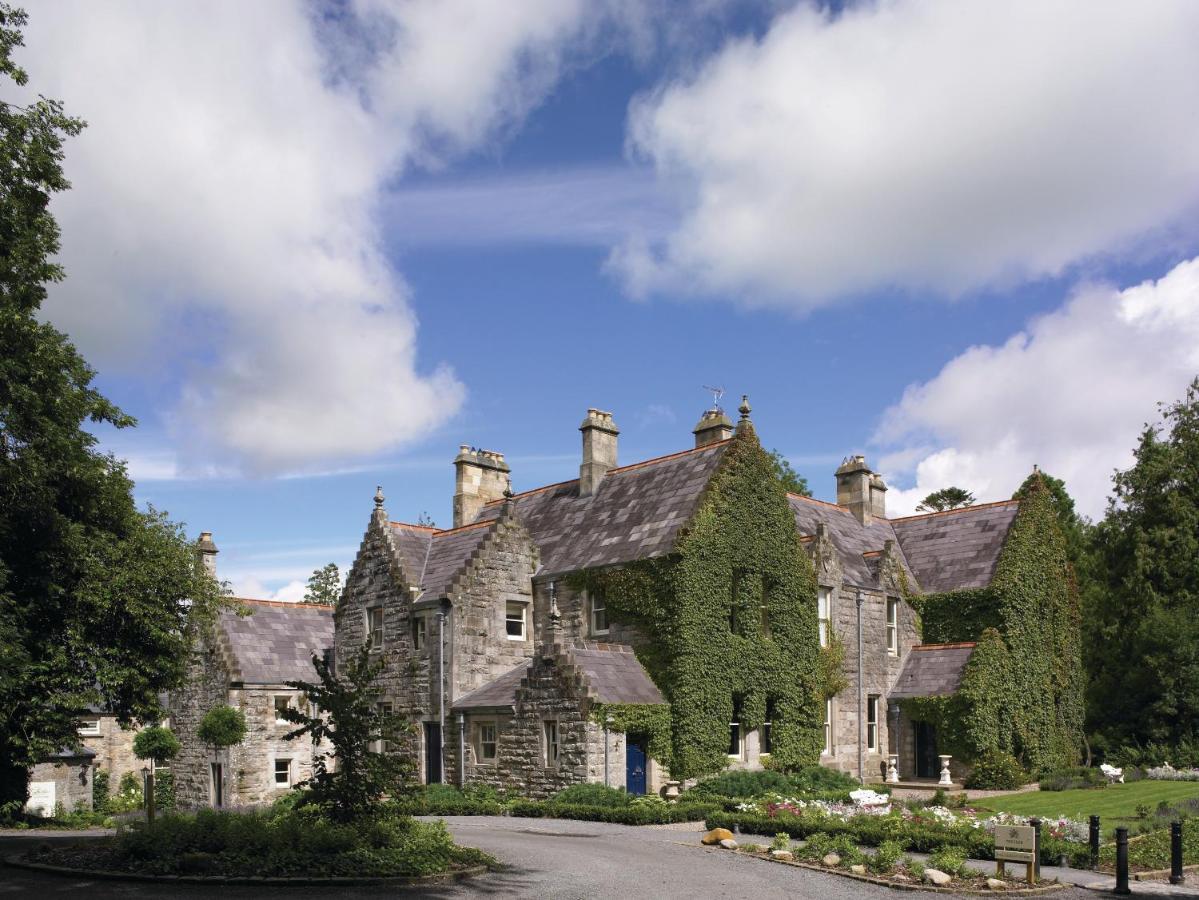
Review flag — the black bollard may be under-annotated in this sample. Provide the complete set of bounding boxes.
[1030,817,1042,882]
[1115,827,1130,895]
[1171,821,1185,885]
[1089,815,1101,870]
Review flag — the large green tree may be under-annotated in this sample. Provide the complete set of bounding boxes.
[0,5,225,811]
[917,486,975,512]
[1087,378,1199,749]
[303,562,341,607]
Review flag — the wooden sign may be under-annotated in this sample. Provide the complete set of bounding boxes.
[994,824,1038,884]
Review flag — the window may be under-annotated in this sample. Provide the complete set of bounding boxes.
[822,699,833,756]
[762,698,776,754]
[273,695,292,724]
[867,695,879,752]
[543,720,559,766]
[411,614,426,651]
[274,758,292,787]
[728,696,743,757]
[886,598,899,656]
[367,607,384,650]
[506,602,526,640]
[817,587,832,648]
[477,722,497,763]
[589,590,609,636]
[373,702,393,753]
[77,716,101,737]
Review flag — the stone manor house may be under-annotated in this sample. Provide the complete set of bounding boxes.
[171,399,1069,805]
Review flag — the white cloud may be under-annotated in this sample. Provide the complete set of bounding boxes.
[20,1,631,474]
[229,577,308,605]
[615,1,1199,305]
[875,257,1199,519]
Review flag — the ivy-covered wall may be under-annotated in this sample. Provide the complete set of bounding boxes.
[908,479,1084,773]
[572,423,828,780]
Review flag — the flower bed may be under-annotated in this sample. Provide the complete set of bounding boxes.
[708,792,1089,865]
[1145,765,1199,782]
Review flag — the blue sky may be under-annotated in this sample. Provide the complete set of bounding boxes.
[21,1,1199,599]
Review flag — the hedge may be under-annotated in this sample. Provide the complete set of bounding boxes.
[510,800,719,825]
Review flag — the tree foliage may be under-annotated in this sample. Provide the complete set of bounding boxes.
[1087,378,1199,749]
[0,5,227,809]
[283,643,414,822]
[916,487,976,512]
[197,705,247,748]
[132,726,181,764]
[767,449,811,497]
[304,562,341,607]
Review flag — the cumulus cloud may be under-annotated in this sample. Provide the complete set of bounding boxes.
[615,0,1199,305]
[875,257,1199,519]
[20,1,628,473]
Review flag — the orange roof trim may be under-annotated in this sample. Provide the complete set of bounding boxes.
[390,521,438,532]
[232,597,334,612]
[889,499,1019,523]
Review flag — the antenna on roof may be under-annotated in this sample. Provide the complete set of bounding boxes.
[702,385,725,412]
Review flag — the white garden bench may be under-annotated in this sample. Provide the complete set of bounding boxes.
[1100,763,1124,784]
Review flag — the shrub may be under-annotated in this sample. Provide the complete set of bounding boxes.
[1039,766,1106,791]
[927,845,969,877]
[964,750,1026,790]
[154,770,175,813]
[906,856,925,878]
[509,799,717,825]
[197,705,246,748]
[550,784,629,807]
[869,839,904,874]
[107,772,144,814]
[771,832,790,851]
[93,770,110,813]
[687,766,858,799]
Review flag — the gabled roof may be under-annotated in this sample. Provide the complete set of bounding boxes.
[890,501,1019,593]
[388,520,495,599]
[217,599,334,685]
[787,495,909,588]
[889,642,976,699]
[452,643,666,711]
[474,441,730,577]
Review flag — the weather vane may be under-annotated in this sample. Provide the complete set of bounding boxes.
[703,385,725,411]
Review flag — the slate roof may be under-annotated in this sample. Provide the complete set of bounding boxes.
[474,441,730,577]
[787,495,909,588]
[218,599,335,685]
[452,644,665,711]
[890,501,1019,594]
[889,643,976,699]
[387,521,494,599]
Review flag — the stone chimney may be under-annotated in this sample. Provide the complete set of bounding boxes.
[692,407,733,447]
[453,446,510,528]
[836,455,886,525]
[579,408,619,497]
[196,531,218,579]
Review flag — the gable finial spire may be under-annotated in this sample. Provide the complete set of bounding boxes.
[739,394,752,420]
[374,484,385,508]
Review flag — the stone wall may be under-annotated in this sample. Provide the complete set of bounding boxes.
[169,642,232,808]
[226,686,320,806]
[27,755,93,815]
[77,714,144,784]
[532,580,642,649]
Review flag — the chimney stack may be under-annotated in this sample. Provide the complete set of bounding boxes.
[196,531,218,579]
[579,408,619,497]
[692,407,733,447]
[835,455,886,525]
[453,446,510,528]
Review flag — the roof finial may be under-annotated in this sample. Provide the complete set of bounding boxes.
[738,394,751,420]
[1032,463,1039,474]
[503,476,514,502]
[374,485,385,508]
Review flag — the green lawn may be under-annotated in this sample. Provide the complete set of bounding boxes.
[977,780,1199,827]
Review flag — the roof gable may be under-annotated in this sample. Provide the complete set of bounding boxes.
[890,500,1019,593]
[788,495,909,588]
[889,642,976,699]
[217,599,334,685]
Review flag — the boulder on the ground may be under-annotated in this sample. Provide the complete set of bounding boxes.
[850,864,867,875]
[923,868,952,886]
[702,828,735,845]
[821,853,841,867]
[770,849,794,861]
[719,838,738,850]
[986,878,1008,890]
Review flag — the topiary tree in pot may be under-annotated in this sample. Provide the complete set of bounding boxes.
[132,725,181,823]
[197,705,246,807]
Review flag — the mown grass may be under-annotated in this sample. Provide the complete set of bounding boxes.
[977,780,1199,832]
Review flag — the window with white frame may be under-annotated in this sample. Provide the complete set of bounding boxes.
[822,698,833,756]
[477,722,497,763]
[505,602,526,640]
[867,695,879,752]
[77,716,102,736]
[728,695,743,757]
[273,695,292,724]
[886,598,899,656]
[367,607,384,651]
[543,720,559,766]
[411,614,427,651]
[589,590,609,636]
[762,697,776,754]
[817,587,832,648]
[274,758,292,786]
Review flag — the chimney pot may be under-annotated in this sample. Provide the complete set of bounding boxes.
[453,447,510,527]
[579,408,619,497]
[196,531,218,579]
[692,408,733,447]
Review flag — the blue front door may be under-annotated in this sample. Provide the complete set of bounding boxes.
[626,738,647,795]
